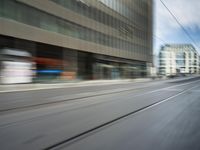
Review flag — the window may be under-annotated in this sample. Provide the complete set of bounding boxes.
[176,60,185,66]
[176,52,185,59]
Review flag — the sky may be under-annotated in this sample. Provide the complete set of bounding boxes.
[154,0,200,55]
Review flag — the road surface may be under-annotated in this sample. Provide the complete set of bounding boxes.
[0,77,200,150]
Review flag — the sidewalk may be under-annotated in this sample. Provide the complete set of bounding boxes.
[0,76,199,93]
[0,78,153,93]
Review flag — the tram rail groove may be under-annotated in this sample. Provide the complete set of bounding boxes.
[0,79,199,115]
[45,83,200,150]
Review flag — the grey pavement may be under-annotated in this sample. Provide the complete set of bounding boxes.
[0,76,199,112]
[0,78,152,93]
[0,78,168,112]
[61,82,200,150]
[0,76,198,93]
[0,77,200,149]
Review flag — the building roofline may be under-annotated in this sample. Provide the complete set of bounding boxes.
[160,43,198,53]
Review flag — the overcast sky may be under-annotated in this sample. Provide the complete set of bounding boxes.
[154,0,200,54]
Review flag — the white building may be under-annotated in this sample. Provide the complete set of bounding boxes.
[159,44,200,76]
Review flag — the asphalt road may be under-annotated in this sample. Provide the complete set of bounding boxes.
[0,77,200,150]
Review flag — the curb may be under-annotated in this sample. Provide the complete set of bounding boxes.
[0,78,153,93]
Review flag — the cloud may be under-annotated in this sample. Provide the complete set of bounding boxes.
[167,0,200,29]
[154,0,200,53]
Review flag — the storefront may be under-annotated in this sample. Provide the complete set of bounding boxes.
[0,35,77,83]
[92,54,147,79]
[0,35,148,84]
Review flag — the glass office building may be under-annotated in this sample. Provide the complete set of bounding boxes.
[0,0,153,82]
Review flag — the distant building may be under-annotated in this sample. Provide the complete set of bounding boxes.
[0,0,153,82]
[159,44,200,76]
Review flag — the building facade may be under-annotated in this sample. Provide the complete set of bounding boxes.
[0,0,153,82]
[159,44,200,76]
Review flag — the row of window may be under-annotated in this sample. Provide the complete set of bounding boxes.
[160,61,199,65]
[51,0,148,40]
[159,52,199,59]
[160,67,199,70]
[0,0,148,54]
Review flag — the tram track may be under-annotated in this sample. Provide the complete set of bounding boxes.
[44,82,200,150]
[0,78,199,114]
